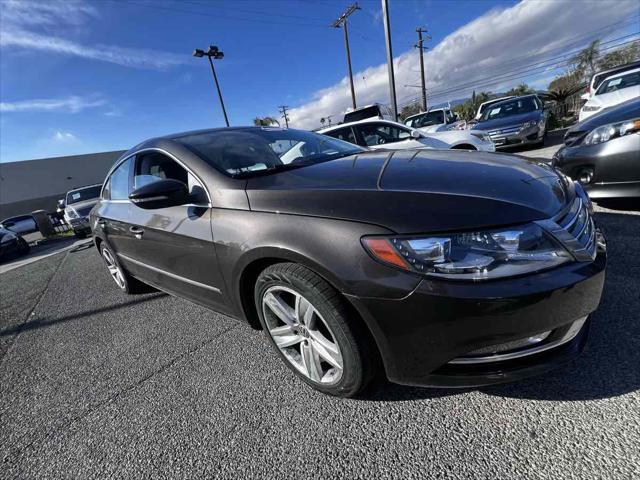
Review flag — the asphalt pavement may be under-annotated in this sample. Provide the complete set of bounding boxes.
[1,202,638,479]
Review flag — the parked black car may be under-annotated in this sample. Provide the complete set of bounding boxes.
[472,94,548,149]
[553,97,640,199]
[91,127,606,397]
[0,226,30,262]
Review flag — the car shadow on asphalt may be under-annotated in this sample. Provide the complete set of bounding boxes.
[367,208,640,402]
[0,293,166,338]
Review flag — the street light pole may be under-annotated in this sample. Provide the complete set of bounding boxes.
[381,0,397,121]
[194,45,229,127]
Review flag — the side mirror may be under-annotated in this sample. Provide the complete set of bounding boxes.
[581,93,590,101]
[129,179,190,209]
[57,199,65,209]
[410,130,422,139]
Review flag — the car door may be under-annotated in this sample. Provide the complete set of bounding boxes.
[95,156,135,259]
[124,150,228,312]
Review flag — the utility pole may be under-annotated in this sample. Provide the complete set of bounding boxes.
[278,105,290,128]
[193,45,229,127]
[415,28,431,111]
[331,3,360,110]
[381,0,397,121]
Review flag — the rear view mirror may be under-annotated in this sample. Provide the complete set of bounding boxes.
[129,179,190,209]
[410,130,422,139]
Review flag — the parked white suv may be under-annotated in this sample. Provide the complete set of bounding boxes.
[319,119,494,152]
[343,103,395,123]
[579,68,640,122]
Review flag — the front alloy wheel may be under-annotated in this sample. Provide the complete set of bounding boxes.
[255,263,376,397]
[102,247,126,290]
[262,286,344,385]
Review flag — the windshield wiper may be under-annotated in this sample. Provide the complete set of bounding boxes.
[232,163,306,179]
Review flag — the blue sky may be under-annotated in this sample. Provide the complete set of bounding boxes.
[1,0,638,162]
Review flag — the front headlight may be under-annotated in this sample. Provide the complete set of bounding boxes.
[519,120,537,131]
[583,118,640,146]
[65,207,79,219]
[363,223,571,281]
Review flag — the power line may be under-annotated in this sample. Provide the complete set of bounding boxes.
[425,36,639,101]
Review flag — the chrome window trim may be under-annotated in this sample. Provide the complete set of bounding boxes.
[101,148,212,207]
[449,316,587,365]
[117,252,221,294]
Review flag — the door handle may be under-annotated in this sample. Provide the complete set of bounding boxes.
[129,226,144,239]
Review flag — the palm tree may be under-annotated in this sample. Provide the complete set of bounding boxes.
[571,40,601,82]
[253,116,279,127]
[540,83,586,119]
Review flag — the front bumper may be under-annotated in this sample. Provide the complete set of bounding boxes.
[553,135,640,199]
[69,217,91,233]
[488,125,543,149]
[346,247,606,387]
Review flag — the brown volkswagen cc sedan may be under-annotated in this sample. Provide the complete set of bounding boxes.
[90,127,606,397]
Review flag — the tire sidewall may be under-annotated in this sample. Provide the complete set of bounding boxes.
[255,265,365,397]
[101,244,129,293]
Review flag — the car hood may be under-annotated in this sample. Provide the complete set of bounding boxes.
[246,150,572,234]
[67,199,98,215]
[473,111,541,131]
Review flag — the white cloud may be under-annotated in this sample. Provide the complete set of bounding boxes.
[0,0,186,70]
[287,0,640,129]
[0,96,106,113]
[53,131,77,142]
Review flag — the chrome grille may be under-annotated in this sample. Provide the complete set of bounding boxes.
[487,125,520,138]
[536,192,597,262]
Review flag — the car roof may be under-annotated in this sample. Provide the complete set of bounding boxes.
[591,61,640,84]
[599,66,640,81]
[67,183,102,193]
[483,94,538,109]
[319,118,410,133]
[479,96,514,107]
[404,108,447,121]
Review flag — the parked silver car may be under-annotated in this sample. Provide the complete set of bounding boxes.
[62,184,102,237]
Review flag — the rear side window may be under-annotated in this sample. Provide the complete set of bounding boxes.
[323,127,357,145]
[105,156,134,200]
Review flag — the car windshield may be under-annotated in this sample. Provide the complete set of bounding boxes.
[66,185,101,205]
[175,128,365,178]
[595,71,640,95]
[480,97,539,121]
[408,110,445,128]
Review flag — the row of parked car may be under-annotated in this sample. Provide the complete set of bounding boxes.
[0,184,102,262]
[317,61,639,200]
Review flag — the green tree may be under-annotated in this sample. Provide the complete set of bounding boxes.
[399,102,422,121]
[570,39,601,82]
[253,116,279,126]
[597,41,640,70]
[453,91,491,121]
[505,83,535,97]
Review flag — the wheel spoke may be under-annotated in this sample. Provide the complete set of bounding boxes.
[309,330,343,370]
[264,292,296,326]
[270,325,303,348]
[301,342,323,382]
[295,296,314,326]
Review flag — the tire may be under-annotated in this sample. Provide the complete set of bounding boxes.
[17,238,30,255]
[255,263,376,398]
[100,244,151,294]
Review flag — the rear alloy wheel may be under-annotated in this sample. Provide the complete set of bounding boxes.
[255,263,376,397]
[100,245,151,294]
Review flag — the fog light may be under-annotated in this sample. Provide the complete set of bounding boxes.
[578,168,594,184]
